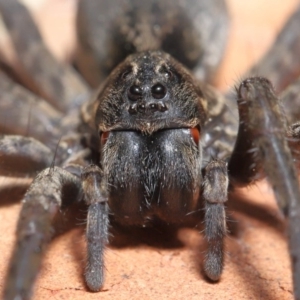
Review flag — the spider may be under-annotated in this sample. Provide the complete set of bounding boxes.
[2,1,298,297]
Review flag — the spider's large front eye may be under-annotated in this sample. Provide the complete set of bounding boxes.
[128,85,142,101]
[151,83,166,99]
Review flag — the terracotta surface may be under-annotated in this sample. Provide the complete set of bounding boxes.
[0,1,299,299]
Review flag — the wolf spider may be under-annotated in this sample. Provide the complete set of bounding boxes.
[1,0,300,299]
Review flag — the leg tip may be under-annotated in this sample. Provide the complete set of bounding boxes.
[205,270,221,282]
[85,268,104,292]
[204,255,223,282]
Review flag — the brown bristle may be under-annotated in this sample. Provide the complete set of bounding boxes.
[190,127,200,145]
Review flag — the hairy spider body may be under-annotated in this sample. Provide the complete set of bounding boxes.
[1,0,300,299]
[87,51,205,226]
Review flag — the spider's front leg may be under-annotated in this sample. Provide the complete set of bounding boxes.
[228,77,300,298]
[81,164,109,292]
[202,159,228,281]
[3,167,82,300]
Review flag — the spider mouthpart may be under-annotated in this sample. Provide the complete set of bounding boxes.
[100,131,110,145]
[190,127,200,145]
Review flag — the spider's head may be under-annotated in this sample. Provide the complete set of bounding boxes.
[94,50,206,135]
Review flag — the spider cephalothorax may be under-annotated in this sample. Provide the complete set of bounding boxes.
[85,50,206,134]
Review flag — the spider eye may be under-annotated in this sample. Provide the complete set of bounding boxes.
[121,67,132,80]
[164,70,172,79]
[165,71,173,79]
[159,65,173,80]
[128,85,142,101]
[151,83,167,99]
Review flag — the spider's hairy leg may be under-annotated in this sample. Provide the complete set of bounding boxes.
[183,0,229,83]
[76,0,229,87]
[228,77,300,298]
[228,77,295,209]
[2,167,82,300]
[82,165,109,291]
[280,76,300,125]
[287,123,300,171]
[202,159,228,281]
[201,84,238,160]
[0,133,90,178]
[248,5,300,92]
[0,72,62,147]
[0,135,53,177]
[0,0,89,112]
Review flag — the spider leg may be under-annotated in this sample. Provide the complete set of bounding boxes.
[288,122,300,167]
[0,0,89,113]
[280,76,300,124]
[182,0,229,83]
[228,77,300,298]
[202,159,228,281]
[201,83,238,160]
[248,5,300,92]
[0,135,53,177]
[0,129,93,178]
[0,71,62,147]
[76,0,229,86]
[2,167,82,300]
[81,164,109,291]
